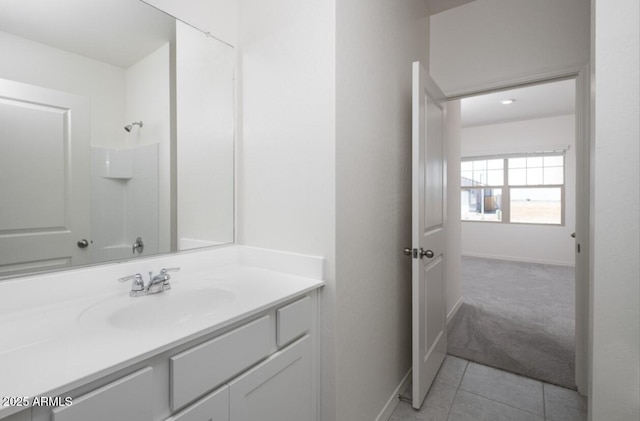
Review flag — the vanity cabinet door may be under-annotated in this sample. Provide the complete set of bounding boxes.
[229,335,313,421]
[0,409,30,421]
[166,386,229,421]
[52,367,153,421]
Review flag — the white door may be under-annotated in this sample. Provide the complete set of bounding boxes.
[411,61,447,408]
[0,78,91,276]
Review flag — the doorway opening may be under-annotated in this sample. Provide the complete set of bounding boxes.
[446,76,587,391]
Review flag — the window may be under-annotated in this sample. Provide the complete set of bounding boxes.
[461,153,565,225]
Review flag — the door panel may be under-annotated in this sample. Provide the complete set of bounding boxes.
[0,78,90,276]
[412,61,447,408]
[424,95,444,229]
[0,99,66,230]
[425,258,445,351]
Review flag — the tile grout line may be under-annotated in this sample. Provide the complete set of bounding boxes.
[458,387,546,419]
[459,361,547,418]
[445,360,469,421]
[542,382,547,420]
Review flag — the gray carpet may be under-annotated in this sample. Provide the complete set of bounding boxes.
[447,256,576,389]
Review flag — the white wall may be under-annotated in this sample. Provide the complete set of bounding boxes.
[125,43,171,150]
[176,21,234,248]
[0,30,125,148]
[238,1,431,420]
[91,43,171,263]
[461,115,576,265]
[334,2,428,420]
[236,2,336,418]
[590,0,640,418]
[430,0,591,95]
[125,43,172,252]
[237,0,335,263]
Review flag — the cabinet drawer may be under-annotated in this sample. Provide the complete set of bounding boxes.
[166,385,229,421]
[171,315,271,411]
[277,296,311,347]
[52,367,153,421]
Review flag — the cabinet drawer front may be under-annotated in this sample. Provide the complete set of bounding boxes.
[229,336,312,421]
[52,367,153,421]
[171,315,271,411]
[166,386,229,421]
[277,296,311,347]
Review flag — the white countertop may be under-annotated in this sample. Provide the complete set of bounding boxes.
[0,246,324,418]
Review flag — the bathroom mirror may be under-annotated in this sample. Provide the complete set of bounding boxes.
[0,0,235,278]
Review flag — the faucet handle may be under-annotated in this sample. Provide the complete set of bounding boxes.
[118,273,140,282]
[118,273,145,292]
[160,267,180,274]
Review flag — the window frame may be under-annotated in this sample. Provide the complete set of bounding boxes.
[460,151,566,226]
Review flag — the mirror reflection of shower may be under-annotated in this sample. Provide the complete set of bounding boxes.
[124,121,143,132]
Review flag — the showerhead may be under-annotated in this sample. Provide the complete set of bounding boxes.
[124,121,143,132]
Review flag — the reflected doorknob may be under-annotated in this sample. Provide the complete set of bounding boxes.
[132,237,144,254]
[403,248,413,256]
[420,249,434,259]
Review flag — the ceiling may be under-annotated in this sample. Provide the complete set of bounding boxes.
[461,79,576,128]
[424,0,475,15]
[0,0,175,68]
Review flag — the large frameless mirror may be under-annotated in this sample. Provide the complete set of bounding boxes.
[0,0,235,278]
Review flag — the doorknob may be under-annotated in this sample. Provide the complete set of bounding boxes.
[420,249,434,259]
[571,232,576,238]
[77,239,89,248]
[132,237,144,254]
[403,248,412,256]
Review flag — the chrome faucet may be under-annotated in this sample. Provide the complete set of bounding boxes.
[147,267,180,294]
[118,273,146,297]
[118,267,180,297]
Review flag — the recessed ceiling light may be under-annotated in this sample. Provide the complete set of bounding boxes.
[501,99,516,105]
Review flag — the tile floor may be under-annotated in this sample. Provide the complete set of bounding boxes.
[390,356,587,421]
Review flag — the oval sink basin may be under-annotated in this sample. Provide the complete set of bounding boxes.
[78,288,235,330]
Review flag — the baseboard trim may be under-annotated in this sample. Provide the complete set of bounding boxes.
[447,296,464,326]
[462,252,575,267]
[375,368,412,421]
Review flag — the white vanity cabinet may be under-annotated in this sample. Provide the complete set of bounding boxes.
[51,368,154,421]
[15,291,319,421]
[0,246,324,421]
[167,336,313,421]
[168,295,316,421]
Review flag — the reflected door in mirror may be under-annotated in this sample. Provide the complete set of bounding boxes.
[0,79,90,276]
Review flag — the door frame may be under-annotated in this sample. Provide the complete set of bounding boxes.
[446,65,591,395]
